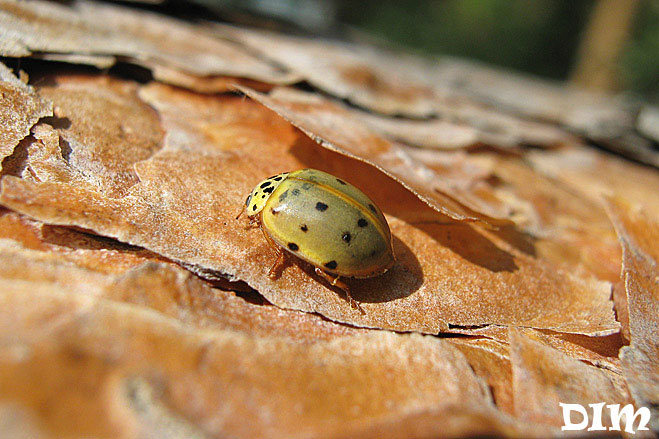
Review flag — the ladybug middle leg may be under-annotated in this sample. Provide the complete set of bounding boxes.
[314,268,364,314]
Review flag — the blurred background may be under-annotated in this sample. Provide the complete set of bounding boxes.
[195,0,658,103]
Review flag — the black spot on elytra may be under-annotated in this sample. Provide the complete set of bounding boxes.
[368,203,377,213]
[245,194,252,206]
[292,189,300,196]
[252,205,257,211]
[287,242,299,251]
[315,202,328,212]
[300,224,308,232]
[336,178,347,185]
[263,186,274,194]
[261,194,265,198]
[260,181,271,189]
[278,190,288,202]
[273,176,283,181]
[358,218,368,227]
[342,232,351,243]
[324,260,337,270]
[302,183,312,190]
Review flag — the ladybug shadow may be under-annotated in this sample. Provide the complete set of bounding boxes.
[330,234,423,304]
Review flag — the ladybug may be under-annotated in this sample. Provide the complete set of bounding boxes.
[237,169,395,310]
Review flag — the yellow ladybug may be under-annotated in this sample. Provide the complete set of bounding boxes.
[237,169,395,310]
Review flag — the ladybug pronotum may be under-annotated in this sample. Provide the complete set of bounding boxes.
[237,168,395,310]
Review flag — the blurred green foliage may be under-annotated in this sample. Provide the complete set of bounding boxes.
[621,0,659,101]
[336,0,658,101]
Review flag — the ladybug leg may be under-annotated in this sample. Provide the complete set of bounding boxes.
[235,205,244,220]
[235,206,259,228]
[261,225,288,279]
[268,249,287,279]
[314,268,364,314]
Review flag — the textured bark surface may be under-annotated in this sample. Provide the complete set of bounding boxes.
[0,0,657,437]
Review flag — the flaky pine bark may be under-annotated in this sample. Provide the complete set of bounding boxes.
[0,1,657,438]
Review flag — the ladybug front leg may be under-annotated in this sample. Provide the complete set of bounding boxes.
[235,205,245,220]
[314,268,364,314]
[268,249,287,279]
